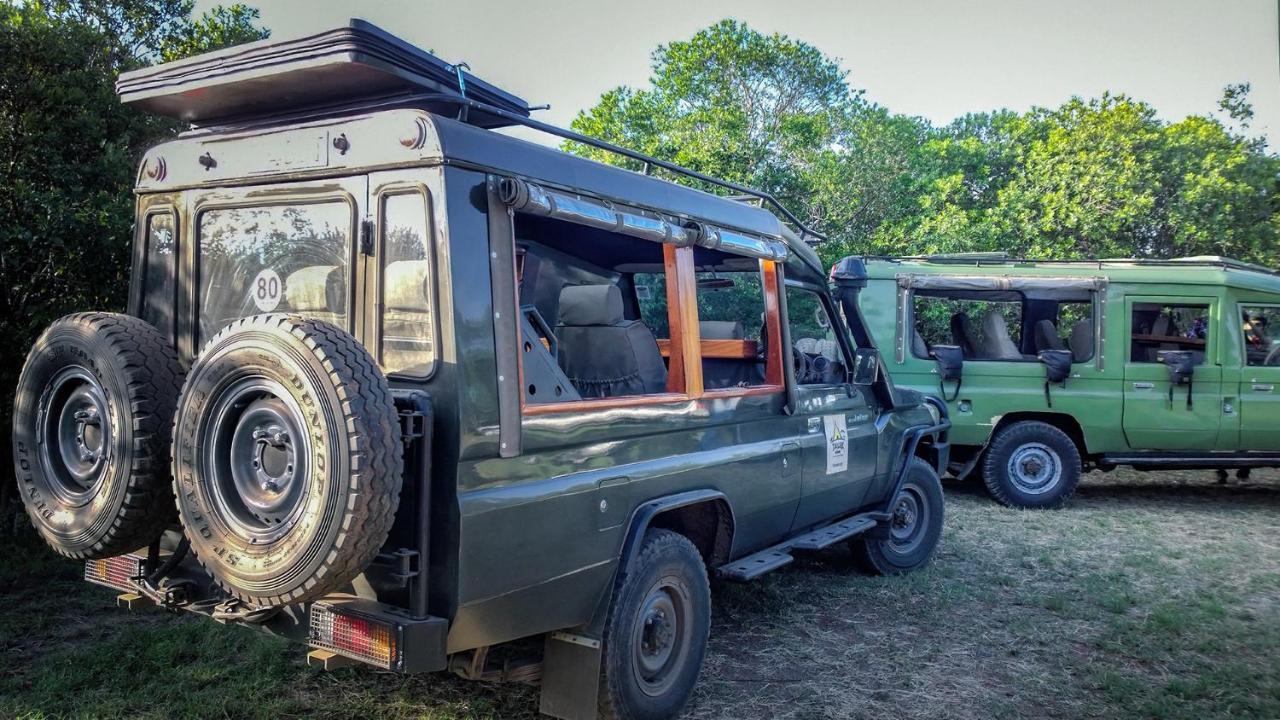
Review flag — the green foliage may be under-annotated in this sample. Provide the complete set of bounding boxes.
[0,1,267,522]
[568,22,1280,271]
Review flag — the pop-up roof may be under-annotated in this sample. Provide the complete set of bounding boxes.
[116,19,530,128]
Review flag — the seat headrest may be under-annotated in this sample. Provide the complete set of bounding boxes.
[1069,318,1094,362]
[700,320,744,340]
[981,310,1022,360]
[1034,319,1065,351]
[385,260,431,311]
[559,284,624,326]
[286,265,343,312]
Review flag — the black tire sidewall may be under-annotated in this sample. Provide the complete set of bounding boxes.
[603,530,711,720]
[860,458,945,573]
[983,422,1081,508]
[173,317,388,605]
[12,316,162,556]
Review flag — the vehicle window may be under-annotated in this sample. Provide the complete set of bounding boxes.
[379,192,434,377]
[197,203,351,343]
[786,286,848,385]
[141,211,176,342]
[514,214,674,406]
[1130,302,1210,364]
[696,269,768,389]
[912,292,1025,361]
[1241,305,1280,367]
[1039,300,1094,362]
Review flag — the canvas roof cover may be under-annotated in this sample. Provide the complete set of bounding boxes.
[116,19,530,128]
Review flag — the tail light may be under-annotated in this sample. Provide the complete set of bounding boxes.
[85,554,145,591]
[308,598,449,673]
[310,603,396,669]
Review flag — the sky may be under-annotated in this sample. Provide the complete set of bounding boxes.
[196,0,1280,149]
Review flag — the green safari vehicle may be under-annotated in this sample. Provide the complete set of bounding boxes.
[857,253,1280,508]
[11,23,949,720]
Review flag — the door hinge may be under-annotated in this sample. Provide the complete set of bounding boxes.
[359,218,375,256]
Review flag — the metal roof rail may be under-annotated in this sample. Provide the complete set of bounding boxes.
[418,93,828,246]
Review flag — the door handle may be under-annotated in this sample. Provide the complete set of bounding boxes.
[1132,382,1155,390]
[1253,384,1275,392]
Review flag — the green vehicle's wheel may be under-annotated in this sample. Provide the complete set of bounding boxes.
[601,529,710,720]
[852,457,944,575]
[981,421,1081,508]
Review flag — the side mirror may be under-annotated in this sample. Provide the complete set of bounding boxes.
[1159,350,1195,384]
[851,348,880,386]
[1159,350,1196,409]
[930,345,963,381]
[1039,349,1073,384]
[930,345,963,401]
[1038,349,1073,407]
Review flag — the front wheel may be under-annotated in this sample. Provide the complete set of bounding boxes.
[601,529,711,720]
[981,421,1081,508]
[852,457,944,575]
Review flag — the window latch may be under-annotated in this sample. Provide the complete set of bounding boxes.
[359,218,375,256]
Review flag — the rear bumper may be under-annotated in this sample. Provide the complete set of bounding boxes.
[83,551,449,673]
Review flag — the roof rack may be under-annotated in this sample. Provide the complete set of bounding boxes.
[117,20,826,245]
[868,254,1277,276]
[417,94,827,246]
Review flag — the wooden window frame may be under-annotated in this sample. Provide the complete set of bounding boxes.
[519,242,785,416]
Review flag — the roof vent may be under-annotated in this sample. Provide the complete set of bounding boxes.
[115,19,529,129]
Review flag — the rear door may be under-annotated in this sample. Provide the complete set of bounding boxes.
[1237,302,1280,450]
[187,176,369,350]
[1122,295,1223,450]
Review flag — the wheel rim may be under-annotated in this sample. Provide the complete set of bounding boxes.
[630,575,693,697]
[203,377,310,545]
[1006,442,1063,495]
[889,482,928,554]
[37,366,112,506]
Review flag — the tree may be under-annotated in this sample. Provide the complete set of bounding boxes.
[567,20,926,266]
[0,1,268,529]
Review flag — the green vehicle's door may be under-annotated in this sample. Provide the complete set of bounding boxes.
[1237,303,1280,450]
[784,285,880,530]
[1122,296,1223,450]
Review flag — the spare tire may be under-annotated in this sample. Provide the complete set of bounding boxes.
[172,314,402,606]
[12,312,183,558]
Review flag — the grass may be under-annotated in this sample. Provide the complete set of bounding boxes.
[1,468,1277,719]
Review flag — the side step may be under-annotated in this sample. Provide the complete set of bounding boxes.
[1100,452,1280,470]
[716,514,879,582]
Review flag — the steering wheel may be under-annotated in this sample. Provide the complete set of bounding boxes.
[792,346,812,384]
[1265,343,1280,367]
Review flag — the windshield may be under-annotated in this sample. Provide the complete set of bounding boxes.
[197,202,352,342]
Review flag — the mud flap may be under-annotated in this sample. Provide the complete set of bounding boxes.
[539,631,603,720]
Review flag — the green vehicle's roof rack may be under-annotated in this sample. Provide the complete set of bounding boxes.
[867,253,1277,276]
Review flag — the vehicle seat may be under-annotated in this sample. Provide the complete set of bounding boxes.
[1069,318,1093,362]
[1034,319,1066,353]
[285,265,344,327]
[950,312,976,357]
[978,310,1023,360]
[382,260,434,373]
[556,284,667,398]
[911,327,929,358]
[699,320,763,389]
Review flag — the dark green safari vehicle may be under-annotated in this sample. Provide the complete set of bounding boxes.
[857,252,1280,508]
[11,23,948,720]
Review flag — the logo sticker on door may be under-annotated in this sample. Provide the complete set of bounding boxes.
[824,414,848,474]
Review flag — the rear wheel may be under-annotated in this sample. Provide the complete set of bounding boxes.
[172,315,402,606]
[852,457,945,575]
[12,313,183,558]
[981,421,1081,508]
[601,529,710,720]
